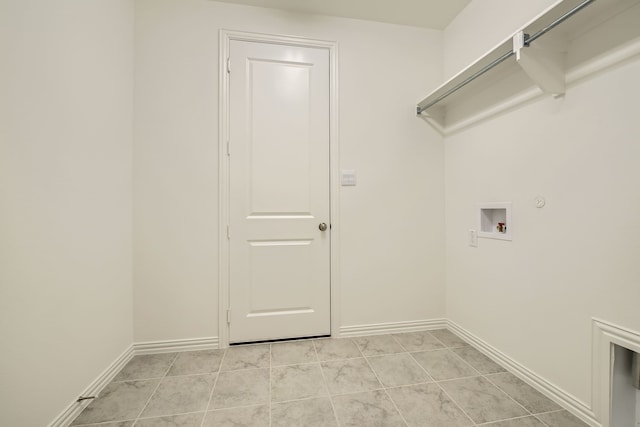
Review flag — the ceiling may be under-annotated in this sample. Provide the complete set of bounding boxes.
[213,0,472,30]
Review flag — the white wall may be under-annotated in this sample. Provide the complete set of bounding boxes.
[442,0,557,79]
[133,0,445,342]
[0,1,134,425]
[444,0,640,411]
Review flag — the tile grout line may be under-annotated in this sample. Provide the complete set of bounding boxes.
[200,348,227,427]
[205,402,268,412]
[532,408,573,427]
[271,392,346,406]
[367,367,409,426]
[312,339,341,427]
[135,409,204,418]
[475,414,539,425]
[269,357,337,368]
[532,414,553,427]
[135,409,206,422]
[328,330,480,426]
[481,367,539,422]
[427,329,457,348]
[434,374,485,383]
[112,370,226,383]
[416,330,482,425]
[432,382,478,426]
[81,329,578,427]
[423,330,502,426]
[110,377,165,384]
[434,329,561,426]
[389,332,413,353]
[382,380,435,392]
[389,331,449,354]
[217,365,271,373]
[380,333,438,383]
[406,349,479,426]
[74,420,137,427]
[439,345,483,378]
[352,337,409,427]
[428,331,523,426]
[132,352,180,426]
[442,346,527,425]
[426,329,576,426]
[427,330,449,344]
[526,406,577,426]
[533,409,566,416]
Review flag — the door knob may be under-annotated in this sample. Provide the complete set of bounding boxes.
[319,223,328,231]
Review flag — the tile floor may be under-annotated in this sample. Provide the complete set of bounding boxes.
[71,329,588,427]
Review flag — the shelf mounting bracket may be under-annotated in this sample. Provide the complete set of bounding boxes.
[513,30,567,96]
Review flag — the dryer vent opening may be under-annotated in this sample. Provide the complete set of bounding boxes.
[611,344,640,426]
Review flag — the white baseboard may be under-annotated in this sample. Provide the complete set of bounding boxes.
[52,322,613,427]
[48,336,219,427]
[447,320,601,427]
[339,318,447,337]
[48,345,135,427]
[133,336,219,355]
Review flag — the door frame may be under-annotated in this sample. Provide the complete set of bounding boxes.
[218,29,340,348]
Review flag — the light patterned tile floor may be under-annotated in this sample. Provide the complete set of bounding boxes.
[71,329,588,427]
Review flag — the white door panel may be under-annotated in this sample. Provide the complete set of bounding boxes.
[249,60,311,214]
[229,40,330,343]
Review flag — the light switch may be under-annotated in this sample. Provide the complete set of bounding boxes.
[468,229,478,247]
[341,170,357,186]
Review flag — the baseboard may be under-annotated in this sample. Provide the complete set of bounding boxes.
[339,318,447,337]
[52,324,609,427]
[48,344,135,427]
[447,320,601,427]
[133,336,219,354]
[48,337,219,427]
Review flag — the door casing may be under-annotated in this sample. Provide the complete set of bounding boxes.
[218,29,340,348]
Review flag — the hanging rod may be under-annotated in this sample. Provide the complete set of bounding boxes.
[526,0,595,45]
[416,51,514,114]
[416,0,596,115]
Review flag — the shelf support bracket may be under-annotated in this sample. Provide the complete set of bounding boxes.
[513,31,567,96]
[417,105,446,135]
[419,105,444,123]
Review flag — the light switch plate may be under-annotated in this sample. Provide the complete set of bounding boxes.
[341,170,357,186]
[468,229,478,247]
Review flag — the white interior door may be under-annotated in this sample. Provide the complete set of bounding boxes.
[228,39,330,343]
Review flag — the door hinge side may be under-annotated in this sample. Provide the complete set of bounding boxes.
[226,140,230,156]
[227,309,231,324]
[226,57,230,73]
[226,225,230,239]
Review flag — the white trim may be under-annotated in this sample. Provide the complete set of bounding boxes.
[47,345,134,427]
[52,319,639,427]
[48,337,219,426]
[448,320,601,427]
[340,318,448,337]
[218,29,340,347]
[328,34,341,342]
[592,318,640,427]
[133,336,219,355]
[218,29,231,350]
